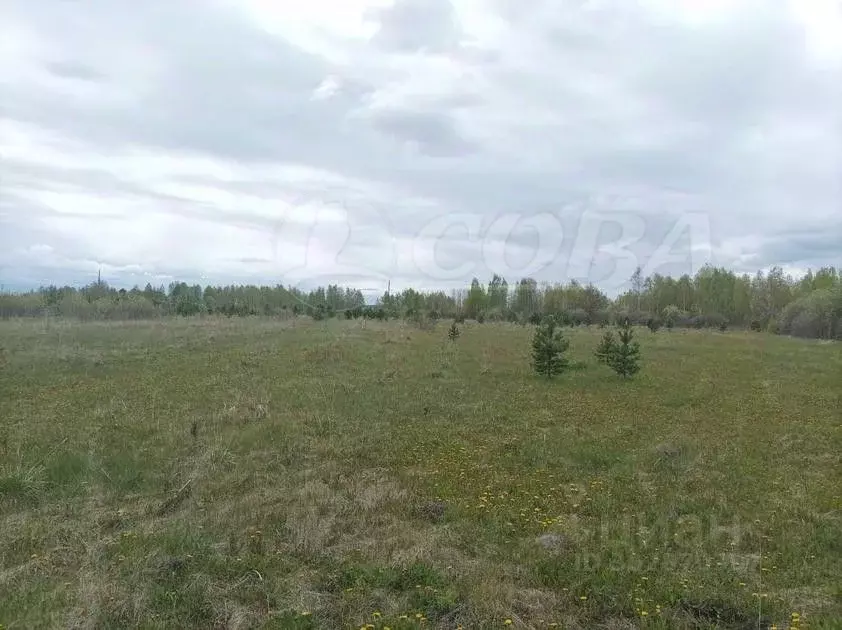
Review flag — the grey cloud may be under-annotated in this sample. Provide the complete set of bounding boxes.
[368,0,462,53]
[629,17,835,131]
[753,223,842,270]
[45,61,105,82]
[235,257,274,264]
[431,92,485,109]
[0,200,101,269]
[3,182,267,240]
[484,2,841,186]
[0,1,393,169]
[1,0,840,290]
[369,109,477,157]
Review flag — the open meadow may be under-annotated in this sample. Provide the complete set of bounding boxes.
[0,317,840,630]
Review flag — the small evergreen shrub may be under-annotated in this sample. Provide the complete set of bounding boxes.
[447,322,460,341]
[595,331,617,365]
[531,319,570,379]
[606,319,641,378]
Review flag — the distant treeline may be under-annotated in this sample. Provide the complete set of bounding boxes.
[1,265,840,340]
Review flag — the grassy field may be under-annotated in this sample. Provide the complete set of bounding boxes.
[0,317,840,630]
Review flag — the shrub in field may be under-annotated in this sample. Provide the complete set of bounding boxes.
[706,313,727,330]
[682,313,727,330]
[594,331,617,365]
[614,310,649,326]
[646,317,662,333]
[447,322,460,341]
[778,288,842,340]
[550,310,572,327]
[411,311,437,331]
[484,308,505,322]
[791,311,821,338]
[0,293,47,318]
[531,319,570,379]
[606,319,641,378]
[569,308,588,326]
[719,321,728,332]
[593,310,611,328]
[476,313,485,324]
[528,313,543,326]
[662,305,682,329]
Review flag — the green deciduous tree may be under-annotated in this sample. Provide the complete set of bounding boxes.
[487,274,509,315]
[662,305,681,330]
[513,278,540,319]
[465,278,488,320]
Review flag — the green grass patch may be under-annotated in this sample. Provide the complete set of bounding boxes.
[0,317,839,629]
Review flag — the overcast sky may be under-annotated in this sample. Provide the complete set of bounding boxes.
[1,0,840,296]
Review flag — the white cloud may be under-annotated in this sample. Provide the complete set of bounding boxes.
[0,0,840,291]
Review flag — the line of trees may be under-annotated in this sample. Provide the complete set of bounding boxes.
[0,265,839,340]
[0,281,366,320]
[614,265,841,340]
